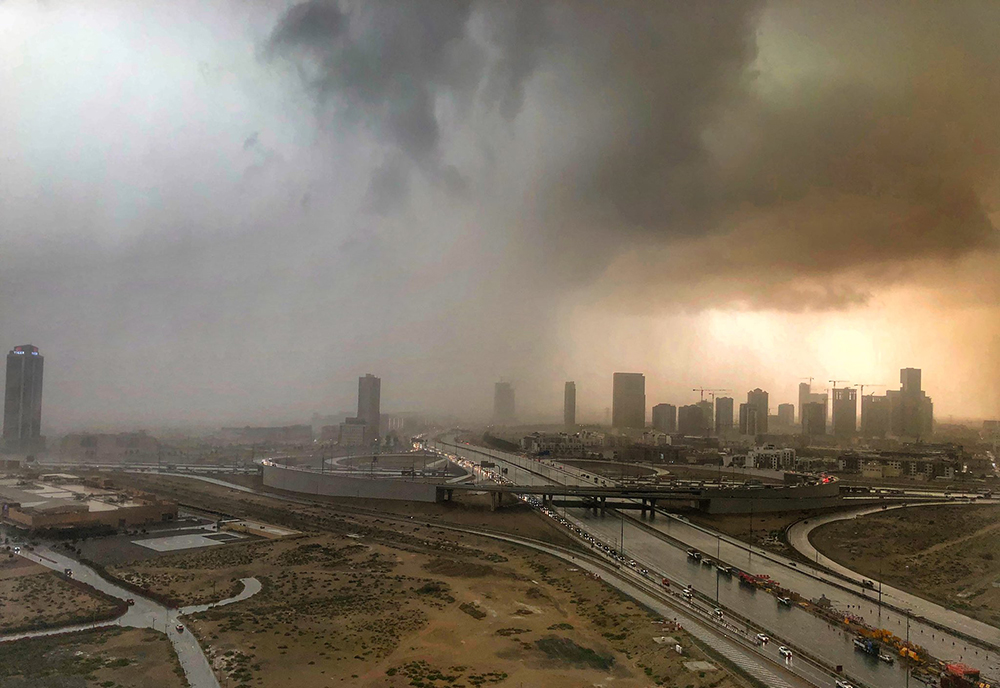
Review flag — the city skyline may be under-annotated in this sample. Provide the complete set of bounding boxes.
[1,338,977,434]
[3,2,1000,430]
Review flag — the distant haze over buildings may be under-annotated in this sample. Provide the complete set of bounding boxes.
[2,1,1000,430]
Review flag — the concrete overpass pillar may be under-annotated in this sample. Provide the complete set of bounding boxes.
[640,499,648,518]
[600,496,606,515]
[445,489,453,502]
[649,499,656,519]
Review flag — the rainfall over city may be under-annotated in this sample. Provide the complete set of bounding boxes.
[3,2,1000,688]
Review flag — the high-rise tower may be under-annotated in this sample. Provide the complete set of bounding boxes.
[493,382,515,424]
[832,387,858,438]
[357,374,381,445]
[611,373,645,429]
[564,381,576,427]
[3,345,44,453]
[746,388,769,434]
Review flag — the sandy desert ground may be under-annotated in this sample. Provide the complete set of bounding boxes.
[0,556,121,634]
[812,503,1000,627]
[0,626,185,688]
[104,473,753,688]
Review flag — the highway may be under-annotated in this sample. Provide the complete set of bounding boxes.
[145,471,822,688]
[788,503,1000,649]
[438,437,998,687]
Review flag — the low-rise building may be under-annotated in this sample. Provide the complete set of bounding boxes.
[838,451,959,480]
[59,432,160,462]
[748,446,796,470]
[0,476,177,531]
[338,418,367,447]
[520,431,607,455]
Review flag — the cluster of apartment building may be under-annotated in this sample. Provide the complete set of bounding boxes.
[495,367,936,445]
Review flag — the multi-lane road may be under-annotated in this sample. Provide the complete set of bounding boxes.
[437,437,998,688]
[115,470,817,688]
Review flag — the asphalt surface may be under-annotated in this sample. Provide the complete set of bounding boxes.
[163,470,821,688]
[788,504,1000,652]
[441,439,996,688]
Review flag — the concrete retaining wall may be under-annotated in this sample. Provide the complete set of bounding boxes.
[704,495,844,514]
[262,464,438,503]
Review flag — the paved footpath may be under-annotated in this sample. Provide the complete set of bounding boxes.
[2,546,259,688]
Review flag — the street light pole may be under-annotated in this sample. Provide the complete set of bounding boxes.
[716,533,721,602]
[619,510,624,558]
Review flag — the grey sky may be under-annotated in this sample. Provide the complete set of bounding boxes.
[2,0,998,430]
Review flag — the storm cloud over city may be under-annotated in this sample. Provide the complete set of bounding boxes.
[2,0,999,428]
[8,4,1000,688]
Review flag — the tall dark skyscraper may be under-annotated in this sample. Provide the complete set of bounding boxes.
[357,373,381,445]
[746,388,769,434]
[678,404,707,435]
[652,403,677,433]
[611,372,645,429]
[714,397,734,434]
[738,403,761,436]
[798,382,811,429]
[3,345,44,453]
[887,367,933,438]
[860,394,890,438]
[493,382,515,424]
[564,381,576,426]
[777,403,795,426]
[831,387,858,438]
[802,401,827,436]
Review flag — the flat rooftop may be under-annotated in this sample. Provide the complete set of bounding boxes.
[0,476,153,514]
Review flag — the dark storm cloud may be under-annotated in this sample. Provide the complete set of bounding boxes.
[5,0,1000,430]
[268,0,474,167]
[268,0,998,309]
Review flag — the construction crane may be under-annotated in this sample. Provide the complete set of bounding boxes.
[857,383,885,397]
[799,377,815,385]
[692,388,731,402]
[828,379,850,390]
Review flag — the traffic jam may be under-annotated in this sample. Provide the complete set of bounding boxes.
[444,449,795,665]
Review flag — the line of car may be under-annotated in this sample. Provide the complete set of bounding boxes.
[449,449,870,685]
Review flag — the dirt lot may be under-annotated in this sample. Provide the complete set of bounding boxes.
[811,504,1000,627]
[106,473,752,688]
[0,557,121,634]
[686,507,847,556]
[0,626,184,688]
[561,459,655,479]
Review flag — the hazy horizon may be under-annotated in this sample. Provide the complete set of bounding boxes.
[3,1,999,432]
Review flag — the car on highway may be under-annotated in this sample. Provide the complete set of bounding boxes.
[777,596,792,606]
[686,548,701,561]
[126,598,135,606]
[835,680,854,688]
[778,646,792,659]
[175,624,184,633]
[64,568,73,577]
[861,579,876,589]
[754,633,769,645]
[713,608,724,620]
